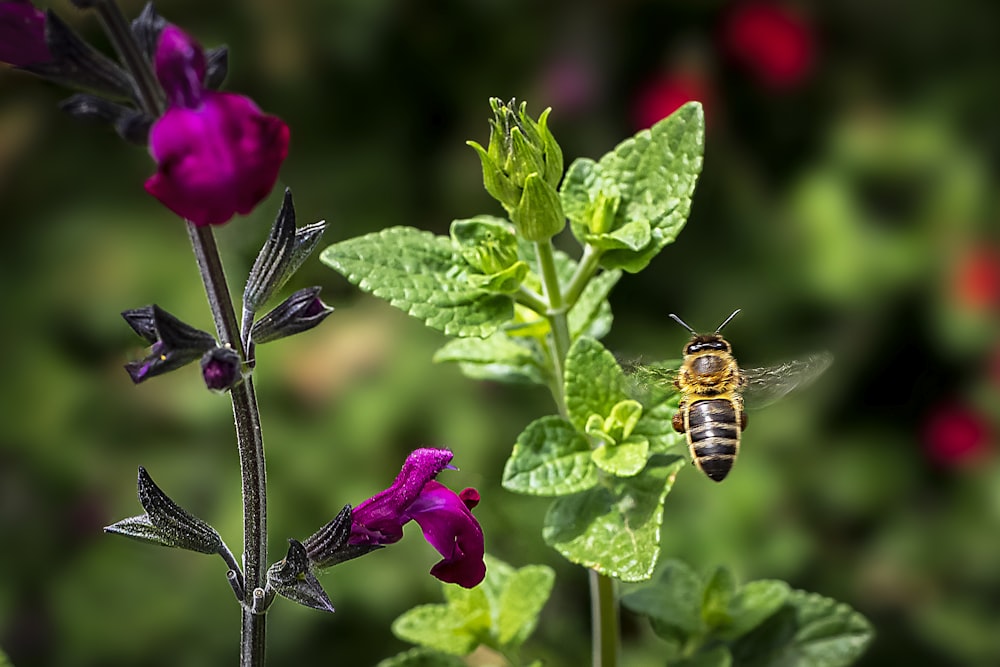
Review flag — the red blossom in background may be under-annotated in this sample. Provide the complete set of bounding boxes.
[632,68,713,130]
[722,2,815,89]
[0,0,50,67]
[953,245,1000,311]
[924,404,992,467]
[145,26,289,226]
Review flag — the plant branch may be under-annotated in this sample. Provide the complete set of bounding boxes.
[590,570,620,667]
[533,240,570,411]
[564,244,603,308]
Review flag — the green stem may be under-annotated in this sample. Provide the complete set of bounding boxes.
[93,3,268,664]
[564,244,604,308]
[590,571,620,667]
[534,239,619,666]
[533,240,571,380]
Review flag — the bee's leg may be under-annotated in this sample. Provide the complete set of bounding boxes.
[672,402,686,433]
[740,411,748,431]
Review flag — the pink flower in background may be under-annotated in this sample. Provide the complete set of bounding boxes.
[954,246,1000,311]
[924,404,992,467]
[0,0,50,67]
[145,26,289,226]
[633,69,713,130]
[722,2,815,89]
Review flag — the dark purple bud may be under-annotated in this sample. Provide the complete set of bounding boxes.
[200,346,242,391]
[249,286,334,345]
[20,11,135,100]
[129,2,167,62]
[122,304,217,384]
[59,93,152,145]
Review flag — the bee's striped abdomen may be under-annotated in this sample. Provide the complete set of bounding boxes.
[685,398,740,482]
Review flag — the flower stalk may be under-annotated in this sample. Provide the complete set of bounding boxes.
[93,4,269,664]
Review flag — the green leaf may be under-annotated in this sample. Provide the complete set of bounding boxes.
[503,416,598,496]
[591,436,649,477]
[562,103,704,273]
[376,647,468,667]
[321,226,514,337]
[391,600,488,656]
[584,220,652,252]
[632,394,685,454]
[564,337,630,432]
[730,589,874,667]
[496,564,556,647]
[675,646,734,667]
[702,566,739,630]
[714,580,791,641]
[622,559,705,637]
[567,268,620,340]
[543,455,685,582]
[433,334,545,385]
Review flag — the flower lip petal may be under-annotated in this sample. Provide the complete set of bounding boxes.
[407,481,486,588]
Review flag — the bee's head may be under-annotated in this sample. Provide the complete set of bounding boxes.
[685,334,732,356]
[670,310,740,356]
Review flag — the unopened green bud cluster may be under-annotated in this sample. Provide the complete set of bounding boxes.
[468,98,566,242]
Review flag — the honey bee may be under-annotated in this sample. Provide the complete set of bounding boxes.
[633,310,832,482]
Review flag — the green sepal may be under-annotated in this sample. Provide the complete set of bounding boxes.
[320,227,514,337]
[543,454,686,582]
[467,140,520,207]
[466,261,530,293]
[591,435,649,477]
[433,334,545,385]
[730,589,874,667]
[503,416,598,496]
[512,173,566,241]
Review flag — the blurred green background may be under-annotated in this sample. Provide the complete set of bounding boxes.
[2,0,999,665]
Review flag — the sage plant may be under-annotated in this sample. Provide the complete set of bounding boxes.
[2,0,875,665]
[0,2,485,665]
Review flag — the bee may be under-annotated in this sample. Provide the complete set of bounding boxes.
[633,310,832,482]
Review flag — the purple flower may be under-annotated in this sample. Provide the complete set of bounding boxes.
[350,448,486,588]
[145,26,289,226]
[0,0,50,67]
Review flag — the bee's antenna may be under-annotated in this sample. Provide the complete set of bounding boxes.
[715,309,741,334]
[668,313,697,335]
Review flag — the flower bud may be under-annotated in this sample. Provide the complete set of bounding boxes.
[249,287,334,345]
[200,346,242,391]
[122,305,217,384]
[468,98,565,216]
[511,172,566,241]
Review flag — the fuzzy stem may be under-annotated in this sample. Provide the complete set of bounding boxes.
[187,224,268,667]
[93,3,268,664]
[534,240,618,664]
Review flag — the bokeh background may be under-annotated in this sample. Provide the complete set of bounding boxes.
[2,0,999,665]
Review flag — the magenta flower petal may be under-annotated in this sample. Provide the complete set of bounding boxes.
[0,0,50,67]
[408,481,486,588]
[349,448,486,588]
[145,91,289,226]
[146,25,289,226]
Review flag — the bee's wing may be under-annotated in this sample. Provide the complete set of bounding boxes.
[741,352,833,409]
[622,359,682,405]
